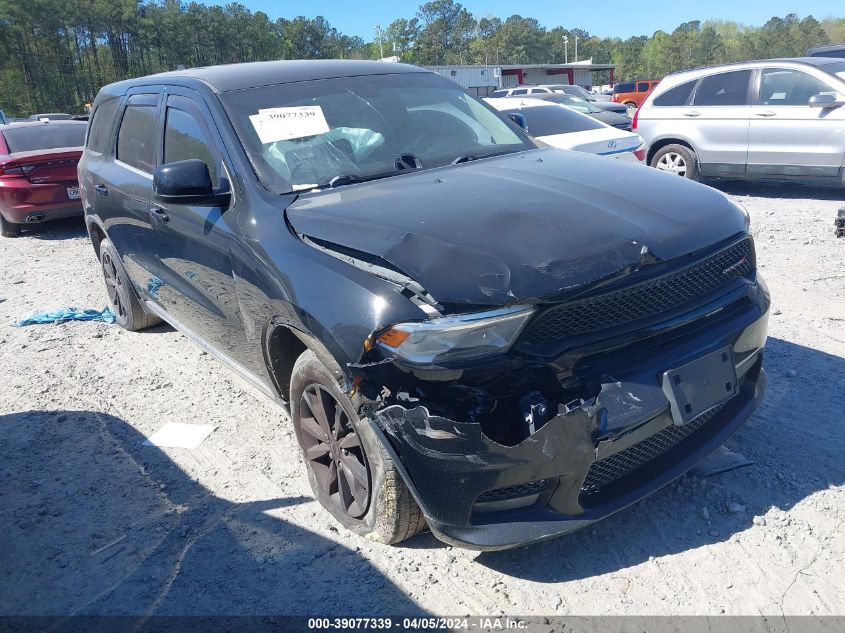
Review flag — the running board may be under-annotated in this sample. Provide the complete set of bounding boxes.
[143,300,287,412]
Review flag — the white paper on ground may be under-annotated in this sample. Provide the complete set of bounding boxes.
[143,423,216,449]
[249,105,330,143]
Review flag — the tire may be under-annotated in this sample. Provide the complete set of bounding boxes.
[99,238,160,331]
[290,350,426,544]
[1,213,21,237]
[623,101,638,116]
[650,143,701,181]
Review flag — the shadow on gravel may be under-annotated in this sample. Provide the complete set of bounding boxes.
[0,409,425,616]
[17,216,88,240]
[477,336,845,580]
[706,179,845,201]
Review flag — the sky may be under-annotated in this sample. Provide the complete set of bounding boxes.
[207,0,842,40]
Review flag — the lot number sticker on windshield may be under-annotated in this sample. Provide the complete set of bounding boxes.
[249,106,330,143]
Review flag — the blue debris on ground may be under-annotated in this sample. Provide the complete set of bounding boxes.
[15,306,116,327]
[147,276,164,298]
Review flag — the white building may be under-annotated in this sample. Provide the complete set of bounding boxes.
[425,63,617,96]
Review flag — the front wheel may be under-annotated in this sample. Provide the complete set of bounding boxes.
[290,350,427,544]
[650,144,700,181]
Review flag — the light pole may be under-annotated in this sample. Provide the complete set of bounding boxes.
[562,35,568,64]
[574,35,578,63]
[375,24,384,59]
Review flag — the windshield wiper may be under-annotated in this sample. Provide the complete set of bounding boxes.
[326,174,364,188]
[451,149,520,165]
[313,171,397,191]
[298,155,428,193]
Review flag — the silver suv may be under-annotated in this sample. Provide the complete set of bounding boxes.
[635,57,845,183]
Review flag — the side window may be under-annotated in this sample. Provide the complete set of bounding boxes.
[116,96,158,172]
[653,80,697,107]
[637,82,650,92]
[693,70,752,106]
[759,68,834,106]
[86,97,120,153]
[163,104,218,185]
[511,88,529,95]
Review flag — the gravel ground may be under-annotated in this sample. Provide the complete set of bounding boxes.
[1,179,843,617]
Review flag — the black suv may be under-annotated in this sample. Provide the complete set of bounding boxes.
[79,60,769,550]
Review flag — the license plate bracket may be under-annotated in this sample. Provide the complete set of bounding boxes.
[661,346,738,425]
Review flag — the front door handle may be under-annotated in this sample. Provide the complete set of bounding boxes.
[683,111,701,117]
[755,110,776,117]
[149,207,169,223]
[94,184,109,196]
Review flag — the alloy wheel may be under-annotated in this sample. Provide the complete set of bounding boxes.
[298,384,371,518]
[656,152,687,176]
[101,252,126,319]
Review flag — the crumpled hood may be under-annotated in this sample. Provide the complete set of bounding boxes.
[286,148,748,306]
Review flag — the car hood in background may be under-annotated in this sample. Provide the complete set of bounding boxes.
[286,149,748,307]
[589,110,632,129]
[592,101,629,114]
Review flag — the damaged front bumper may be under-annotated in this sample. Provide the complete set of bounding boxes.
[359,281,770,550]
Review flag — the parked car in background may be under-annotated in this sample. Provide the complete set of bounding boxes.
[530,93,632,130]
[80,60,768,550]
[807,44,845,59]
[0,120,86,237]
[486,97,644,161]
[28,113,75,121]
[613,80,660,112]
[550,85,629,114]
[489,84,565,97]
[490,85,626,113]
[635,57,845,183]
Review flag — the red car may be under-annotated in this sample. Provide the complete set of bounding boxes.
[0,120,87,237]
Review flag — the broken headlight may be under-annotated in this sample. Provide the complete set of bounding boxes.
[376,305,535,365]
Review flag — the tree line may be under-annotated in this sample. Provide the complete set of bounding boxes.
[0,0,842,116]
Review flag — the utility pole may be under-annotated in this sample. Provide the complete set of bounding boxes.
[375,24,384,59]
[562,35,568,64]
[574,35,578,63]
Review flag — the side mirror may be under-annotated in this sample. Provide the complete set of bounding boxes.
[507,112,528,131]
[153,159,218,205]
[809,93,843,108]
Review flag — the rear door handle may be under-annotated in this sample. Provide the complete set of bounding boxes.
[94,184,109,196]
[755,110,776,117]
[683,111,701,117]
[149,207,169,223]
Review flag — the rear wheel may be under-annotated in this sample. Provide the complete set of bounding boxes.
[0,213,21,237]
[99,238,160,331]
[290,350,426,544]
[651,144,700,181]
[624,101,638,116]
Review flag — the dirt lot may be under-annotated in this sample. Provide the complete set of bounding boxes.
[1,180,843,617]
